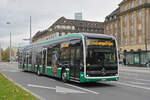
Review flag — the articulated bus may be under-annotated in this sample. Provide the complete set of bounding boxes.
[18,33,119,83]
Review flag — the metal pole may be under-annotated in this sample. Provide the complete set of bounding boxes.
[10,32,12,64]
[30,16,32,43]
[144,8,148,64]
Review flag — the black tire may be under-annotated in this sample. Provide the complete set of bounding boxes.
[61,69,67,82]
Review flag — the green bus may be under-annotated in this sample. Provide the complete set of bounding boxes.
[18,33,119,83]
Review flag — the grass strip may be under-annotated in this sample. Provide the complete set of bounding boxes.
[0,73,39,100]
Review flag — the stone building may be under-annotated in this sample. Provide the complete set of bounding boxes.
[32,17,104,43]
[104,0,150,66]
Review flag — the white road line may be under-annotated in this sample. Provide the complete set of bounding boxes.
[28,84,86,94]
[115,81,150,91]
[28,84,56,90]
[65,83,99,94]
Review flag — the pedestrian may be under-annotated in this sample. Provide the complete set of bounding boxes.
[123,58,126,66]
[146,61,150,69]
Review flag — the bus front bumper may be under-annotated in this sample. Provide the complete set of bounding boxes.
[80,72,119,83]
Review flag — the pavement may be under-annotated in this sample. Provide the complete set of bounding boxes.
[120,64,150,73]
[0,62,150,100]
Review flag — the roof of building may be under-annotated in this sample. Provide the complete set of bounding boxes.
[119,0,129,6]
[109,8,120,17]
[32,17,104,41]
[105,7,120,22]
[50,17,104,29]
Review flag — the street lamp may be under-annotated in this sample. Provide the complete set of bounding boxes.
[6,22,12,64]
[30,16,32,43]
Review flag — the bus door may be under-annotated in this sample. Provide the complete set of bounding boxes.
[26,52,29,70]
[52,50,58,77]
[70,47,76,78]
[70,40,82,80]
[42,48,47,74]
[74,47,81,79]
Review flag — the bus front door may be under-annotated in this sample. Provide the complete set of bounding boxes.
[70,48,80,80]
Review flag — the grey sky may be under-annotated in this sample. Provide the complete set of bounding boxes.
[0,0,122,49]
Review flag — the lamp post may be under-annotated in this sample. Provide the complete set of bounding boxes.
[30,16,32,43]
[6,22,12,64]
[10,32,12,64]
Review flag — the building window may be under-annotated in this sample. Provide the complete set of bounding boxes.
[130,37,135,44]
[138,36,142,43]
[106,25,109,31]
[115,23,117,29]
[138,24,142,30]
[124,27,127,36]
[66,25,71,30]
[130,26,134,35]
[72,26,75,30]
[56,25,61,29]
[124,5,128,11]
[124,38,127,45]
[110,24,112,30]
[130,14,134,25]
[124,16,127,26]
[138,0,142,5]
[138,11,142,22]
[61,25,66,29]
[130,2,134,8]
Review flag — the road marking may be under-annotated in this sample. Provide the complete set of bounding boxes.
[56,86,86,94]
[115,81,150,91]
[65,83,99,94]
[28,84,56,90]
[28,84,86,94]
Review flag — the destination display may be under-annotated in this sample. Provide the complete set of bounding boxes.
[86,39,114,46]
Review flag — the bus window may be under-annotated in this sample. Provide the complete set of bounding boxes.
[47,48,52,66]
[60,44,70,65]
[29,52,32,65]
[36,52,42,65]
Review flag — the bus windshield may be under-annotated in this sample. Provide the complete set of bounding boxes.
[86,37,117,66]
[86,49,117,65]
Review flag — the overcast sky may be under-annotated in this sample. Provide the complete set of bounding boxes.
[0,0,122,49]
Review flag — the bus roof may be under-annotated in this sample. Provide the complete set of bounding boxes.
[19,33,115,49]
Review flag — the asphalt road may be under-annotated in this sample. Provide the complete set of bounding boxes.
[0,62,150,100]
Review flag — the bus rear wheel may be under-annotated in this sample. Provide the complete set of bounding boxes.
[61,69,67,82]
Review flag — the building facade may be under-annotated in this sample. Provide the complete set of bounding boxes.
[32,17,104,43]
[104,0,150,66]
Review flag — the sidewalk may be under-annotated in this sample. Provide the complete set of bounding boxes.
[0,62,18,67]
[119,64,150,73]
